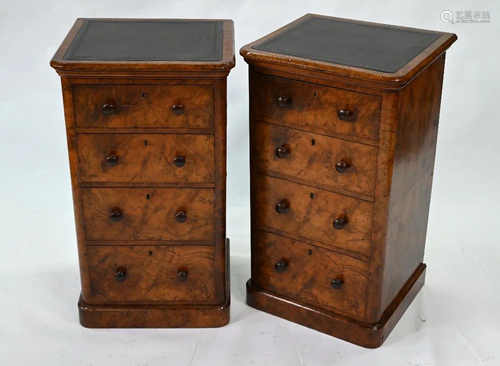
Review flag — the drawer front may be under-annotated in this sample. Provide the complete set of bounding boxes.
[87,245,216,303]
[73,84,214,129]
[252,231,369,320]
[252,74,381,141]
[77,134,214,183]
[82,188,214,242]
[253,175,373,257]
[254,122,378,196]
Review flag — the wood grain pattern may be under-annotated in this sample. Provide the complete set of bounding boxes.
[77,133,214,183]
[73,84,214,129]
[253,73,381,141]
[246,263,426,348]
[253,174,373,258]
[60,77,92,300]
[244,14,456,347]
[364,89,399,323]
[251,231,369,320]
[86,245,216,304]
[379,54,445,314]
[254,121,378,196]
[82,187,214,242]
[79,240,231,328]
[51,19,234,328]
[79,295,230,328]
[212,77,229,304]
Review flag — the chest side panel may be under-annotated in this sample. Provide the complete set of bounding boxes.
[380,54,445,314]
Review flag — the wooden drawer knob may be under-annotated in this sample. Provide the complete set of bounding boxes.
[176,211,187,223]
[172,104,185,115]
[110,207,123,222]
[177,270,188,282]
[335,158,352,173]
[276,96,291,108]
[115,266,127,283]
[106,154,118,166]
[174,155,186,167]
[333,216,348,230]
[338,109,355,122]
[330,278,343,290]
[275,146,289,159]
[275,260,288,272]
[102,102,116,115]
[275,200,289,214]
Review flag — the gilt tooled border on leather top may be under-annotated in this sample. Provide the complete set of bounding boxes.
[63,20,224,61]
[253,17,442,73]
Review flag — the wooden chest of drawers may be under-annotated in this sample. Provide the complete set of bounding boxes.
[242,14,456,347]
[50,18,234,328]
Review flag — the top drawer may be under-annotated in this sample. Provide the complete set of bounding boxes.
[73,84,214,129]
[252,74,381,142]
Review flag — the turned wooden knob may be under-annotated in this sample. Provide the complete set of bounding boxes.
[174,155,186,167]
[275,261,288,272]
[115,267,127,283]
[102,103,115,115]
[275,146,289,159]
[110,207,123,222]
[275,200,289,214]
[106,154,118,166]
[177,270,188,282]
[276,96,290,108]
[335,158,352,173]
[330,278,343,290]
[176,211,187,223]
[338,109,355,122]
[333,216,348,230]
[172,104,184,115]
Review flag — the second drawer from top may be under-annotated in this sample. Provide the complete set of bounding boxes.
[253,122,378,197]
[77,133,215,183]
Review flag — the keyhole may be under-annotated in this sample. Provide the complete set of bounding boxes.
[146,194,150,200]
[310,193,314,199]
[311,139,315,146]
[142,92,146,98]
[144,140,148,147]
[313,91,317,98]
[149,250,153,256]
[308,249,313,255]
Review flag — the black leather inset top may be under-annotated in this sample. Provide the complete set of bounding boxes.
[253,17,441,73]
[64,20,223,61]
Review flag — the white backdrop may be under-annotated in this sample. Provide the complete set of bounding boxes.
[0,0,499,365]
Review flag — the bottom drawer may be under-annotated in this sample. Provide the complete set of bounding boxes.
[86,245,216,304]
[251,231,369,320]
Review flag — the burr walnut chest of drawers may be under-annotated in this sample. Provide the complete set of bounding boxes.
[50,18,235,328]
[241,14,456,347]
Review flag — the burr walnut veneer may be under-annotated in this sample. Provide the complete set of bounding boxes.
[50,18,234,328]
[242,14,456,347]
